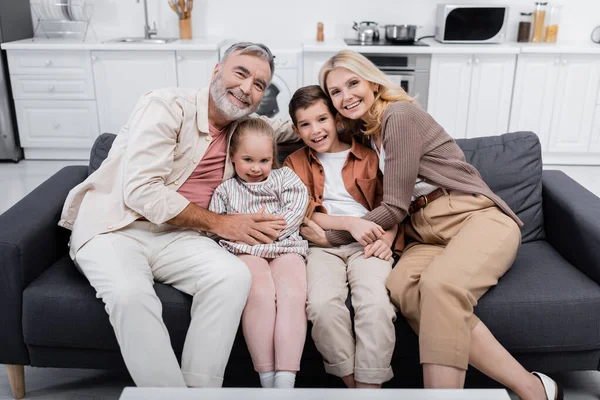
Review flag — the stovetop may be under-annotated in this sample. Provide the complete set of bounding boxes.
[344,38,429,47]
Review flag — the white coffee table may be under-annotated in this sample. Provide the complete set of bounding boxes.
[119,387,511,399]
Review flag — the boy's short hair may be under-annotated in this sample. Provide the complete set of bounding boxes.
[288,85,338,126]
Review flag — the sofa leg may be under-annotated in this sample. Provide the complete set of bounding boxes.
[5,365,25,399]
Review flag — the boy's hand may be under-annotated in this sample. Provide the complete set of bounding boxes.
[345,217,385,246]
[300,218,331,247]
[364,238,393,261]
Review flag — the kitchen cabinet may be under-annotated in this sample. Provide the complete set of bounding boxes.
[8,50,100,159]
[427,54,516,139]
[510,54,600,155]
[15,100,99,150]
[176,51,218,90]
[427,54,472,139]
[92,51,178,135]
[589,104,600,153]
[303,52,336,86]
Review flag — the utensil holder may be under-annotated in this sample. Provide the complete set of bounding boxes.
[179,18,192,40]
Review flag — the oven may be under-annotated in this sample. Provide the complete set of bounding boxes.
[361,53,431,108]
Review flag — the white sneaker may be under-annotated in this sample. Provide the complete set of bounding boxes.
[532,371,564,400]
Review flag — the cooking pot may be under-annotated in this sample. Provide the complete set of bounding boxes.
[384,24,419,43]
[353,21,380,42]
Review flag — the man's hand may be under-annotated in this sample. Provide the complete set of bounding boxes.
[213,213,287,245]
[300,218,331,247]
[345,217,385,246]
[364,239,393,261]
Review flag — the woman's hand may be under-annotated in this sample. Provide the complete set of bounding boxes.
[300,218,332,247]
[364,239,393,261]
[345,217,385,246]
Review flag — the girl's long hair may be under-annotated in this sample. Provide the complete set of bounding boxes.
[319,50,415,136]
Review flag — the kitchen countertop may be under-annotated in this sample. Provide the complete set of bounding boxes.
[0,37,224,51]
[4,37,600,55]
[303,38,600,55]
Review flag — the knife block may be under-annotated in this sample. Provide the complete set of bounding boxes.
[179,18,192,40]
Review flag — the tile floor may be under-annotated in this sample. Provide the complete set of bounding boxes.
[1,160,599,399]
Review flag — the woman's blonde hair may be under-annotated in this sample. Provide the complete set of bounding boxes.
[230,118,280,169]
[319,50,414,136]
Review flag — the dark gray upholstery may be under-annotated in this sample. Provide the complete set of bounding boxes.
[456,131,545,243]
[88,133,116,175]
[2,130,600,387]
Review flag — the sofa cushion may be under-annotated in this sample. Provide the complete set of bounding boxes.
[475,240,600,352]
[24,240,600,357]
[21,255,322,360]
[391,240,600,359]
[88,133,116,175]
[22,255,190,352]
[455,131,544,242]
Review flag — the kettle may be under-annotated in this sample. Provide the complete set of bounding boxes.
[353,21,380,42]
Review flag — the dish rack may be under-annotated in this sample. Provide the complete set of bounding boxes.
[30,1,96,41]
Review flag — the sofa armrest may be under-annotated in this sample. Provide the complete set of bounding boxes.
[0,165,88,364]
[542,170,600,284]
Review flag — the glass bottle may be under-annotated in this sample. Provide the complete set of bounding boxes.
[544,5,561,43]
[531,2,547,43]
[518,12,533,42]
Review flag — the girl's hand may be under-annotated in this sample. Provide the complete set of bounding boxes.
[364,239,393,261]
[300,218,332,247]
[346,217,385,246]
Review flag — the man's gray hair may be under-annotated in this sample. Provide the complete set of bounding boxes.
[221,42,275,79]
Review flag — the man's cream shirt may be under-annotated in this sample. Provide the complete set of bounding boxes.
[59,87,296,256]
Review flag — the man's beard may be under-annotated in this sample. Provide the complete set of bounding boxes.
[210,72,258,121]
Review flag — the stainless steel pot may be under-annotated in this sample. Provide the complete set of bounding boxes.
[353,21,380,42]
[384,24,418,42]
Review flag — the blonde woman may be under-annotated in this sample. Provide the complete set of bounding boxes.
[306,49,561,400]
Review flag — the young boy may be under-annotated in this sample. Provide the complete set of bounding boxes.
[284,85,400,389]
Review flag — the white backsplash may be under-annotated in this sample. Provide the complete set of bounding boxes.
[72,0,600,45]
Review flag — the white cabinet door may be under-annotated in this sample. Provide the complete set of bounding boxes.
[303,52,335,86]
[92,51,177,135]
[15,100,99,148]
[548,55,600,153]
[176,51,218,89]
[590,104,600,153]
[466,54,516,138]
[509,54,559,151]
[427,54,472,139]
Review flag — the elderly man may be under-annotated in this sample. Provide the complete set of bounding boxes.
[58,42,296,388]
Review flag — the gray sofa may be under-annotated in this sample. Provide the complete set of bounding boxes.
[1,131,600,397]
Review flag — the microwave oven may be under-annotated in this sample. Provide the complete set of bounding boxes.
[435,4,509,43]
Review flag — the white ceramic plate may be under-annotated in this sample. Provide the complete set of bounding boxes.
[69,0,86,21]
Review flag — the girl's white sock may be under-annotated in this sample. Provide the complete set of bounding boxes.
[259,371,275,388]
[274,371,296,388]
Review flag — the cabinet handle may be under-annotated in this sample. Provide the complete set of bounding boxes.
[474,58,480,65]
[177,56,183,61]
[562,59,568,65]
[45,60,53,66]
[53,123,60,129]
[48,85,55,92]
[91,56,97,61]
[554,58,560,65]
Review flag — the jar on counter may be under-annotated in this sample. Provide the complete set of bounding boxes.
[544,5,562,43]
[531,2,547,43]
[518,12,533,42]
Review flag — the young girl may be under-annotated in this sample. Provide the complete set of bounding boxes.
[208,118,309,389]
[315,49,562,400]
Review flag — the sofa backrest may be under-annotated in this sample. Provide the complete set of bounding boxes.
[89,130,545,243]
